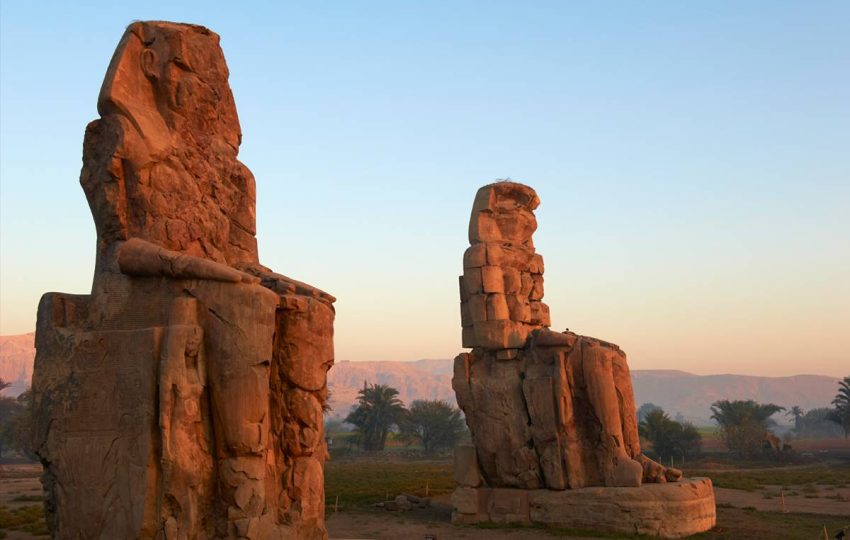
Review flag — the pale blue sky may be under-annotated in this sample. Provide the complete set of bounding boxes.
[1,1,848,375]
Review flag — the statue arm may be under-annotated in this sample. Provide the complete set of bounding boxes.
[117,238,259,284]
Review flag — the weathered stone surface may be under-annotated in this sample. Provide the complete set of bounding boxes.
[453,445,482,488]
[461,183,550,351]
[451,479,717,539]
[31,21,334,540]
[452,182,715,536]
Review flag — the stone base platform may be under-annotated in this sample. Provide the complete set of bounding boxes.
[451,478,716,539]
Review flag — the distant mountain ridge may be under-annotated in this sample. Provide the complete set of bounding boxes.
[1,334,841,426]
[328,361,841,426]
[0,333,34,397]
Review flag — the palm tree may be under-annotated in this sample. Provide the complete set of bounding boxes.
[344,382,407,451]
[827,376,850,439]
[710,400,784,456]
[786,405,804,434]
[400,399,466,455]
[639,408,701,460]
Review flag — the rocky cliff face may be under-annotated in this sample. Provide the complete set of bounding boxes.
[31,21,333,540]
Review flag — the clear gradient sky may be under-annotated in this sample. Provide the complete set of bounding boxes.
[1,1,848,376]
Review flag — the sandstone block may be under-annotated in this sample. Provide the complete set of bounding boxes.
[469,210,502,243]
[463,267,483,295]
[458,275,469,302]
[481,266,504,293]
[530,301,550,326]
[530,274,544,300]
[454,445,482,487]
[467,295,488,323]
[529,253,544,274]
[486,244,534,269]
[502,266,522,294]
[462,327,475,348]
[473,320,529,349]
[496,349,519,360]
[520,272,533,295]
[486,294,509,320]
[460,301,472,327]
[506,295,531,322]
[451,487,481,514]
[463,244,487,268]
[452,482,716,538]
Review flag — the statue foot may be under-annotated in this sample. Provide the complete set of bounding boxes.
[636,454,682,483]
[612,456,643,487]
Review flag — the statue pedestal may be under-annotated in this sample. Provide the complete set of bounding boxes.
[451,478,717,539]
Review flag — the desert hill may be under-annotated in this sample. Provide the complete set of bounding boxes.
[328,360,841,426]
[0,333,34,397]
[1,334,840,425]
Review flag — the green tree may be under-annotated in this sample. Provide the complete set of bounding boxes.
[638,408,701,460]
[400,399,466,455]
[827,376,850,439]
[344,383,407,451]
[710,399,784,456]
[636,402,661,424]
[798,408,843,438]
[786,405,804,434]
[0,380,30,458]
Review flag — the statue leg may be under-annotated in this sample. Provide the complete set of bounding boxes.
[580,340,642,487]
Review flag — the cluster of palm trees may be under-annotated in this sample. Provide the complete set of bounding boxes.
[709,399,785,456]
[638,407,702,463]
[785,376,850,439]
[343,382,467,454]
[708,376,850,456]
[827,376,850,438]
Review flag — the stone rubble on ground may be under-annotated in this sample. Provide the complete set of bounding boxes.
[373,493,431,511]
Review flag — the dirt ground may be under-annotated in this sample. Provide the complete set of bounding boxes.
[327,495,577,539]
[714,484,850,515]
[3,463,849,539]
[0,463,45,539]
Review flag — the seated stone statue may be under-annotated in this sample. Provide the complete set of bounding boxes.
[453,181,680,490]
[32,21,333,540]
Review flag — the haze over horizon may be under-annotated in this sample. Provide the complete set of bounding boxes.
[1,2,848,377]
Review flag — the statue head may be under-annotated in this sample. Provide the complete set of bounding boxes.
[84,21,258,268]
[98,21,241,156]
[469,181,539,246]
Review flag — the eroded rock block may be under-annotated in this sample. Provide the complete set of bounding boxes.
[32,21,334,540]
[451,479,717,539]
